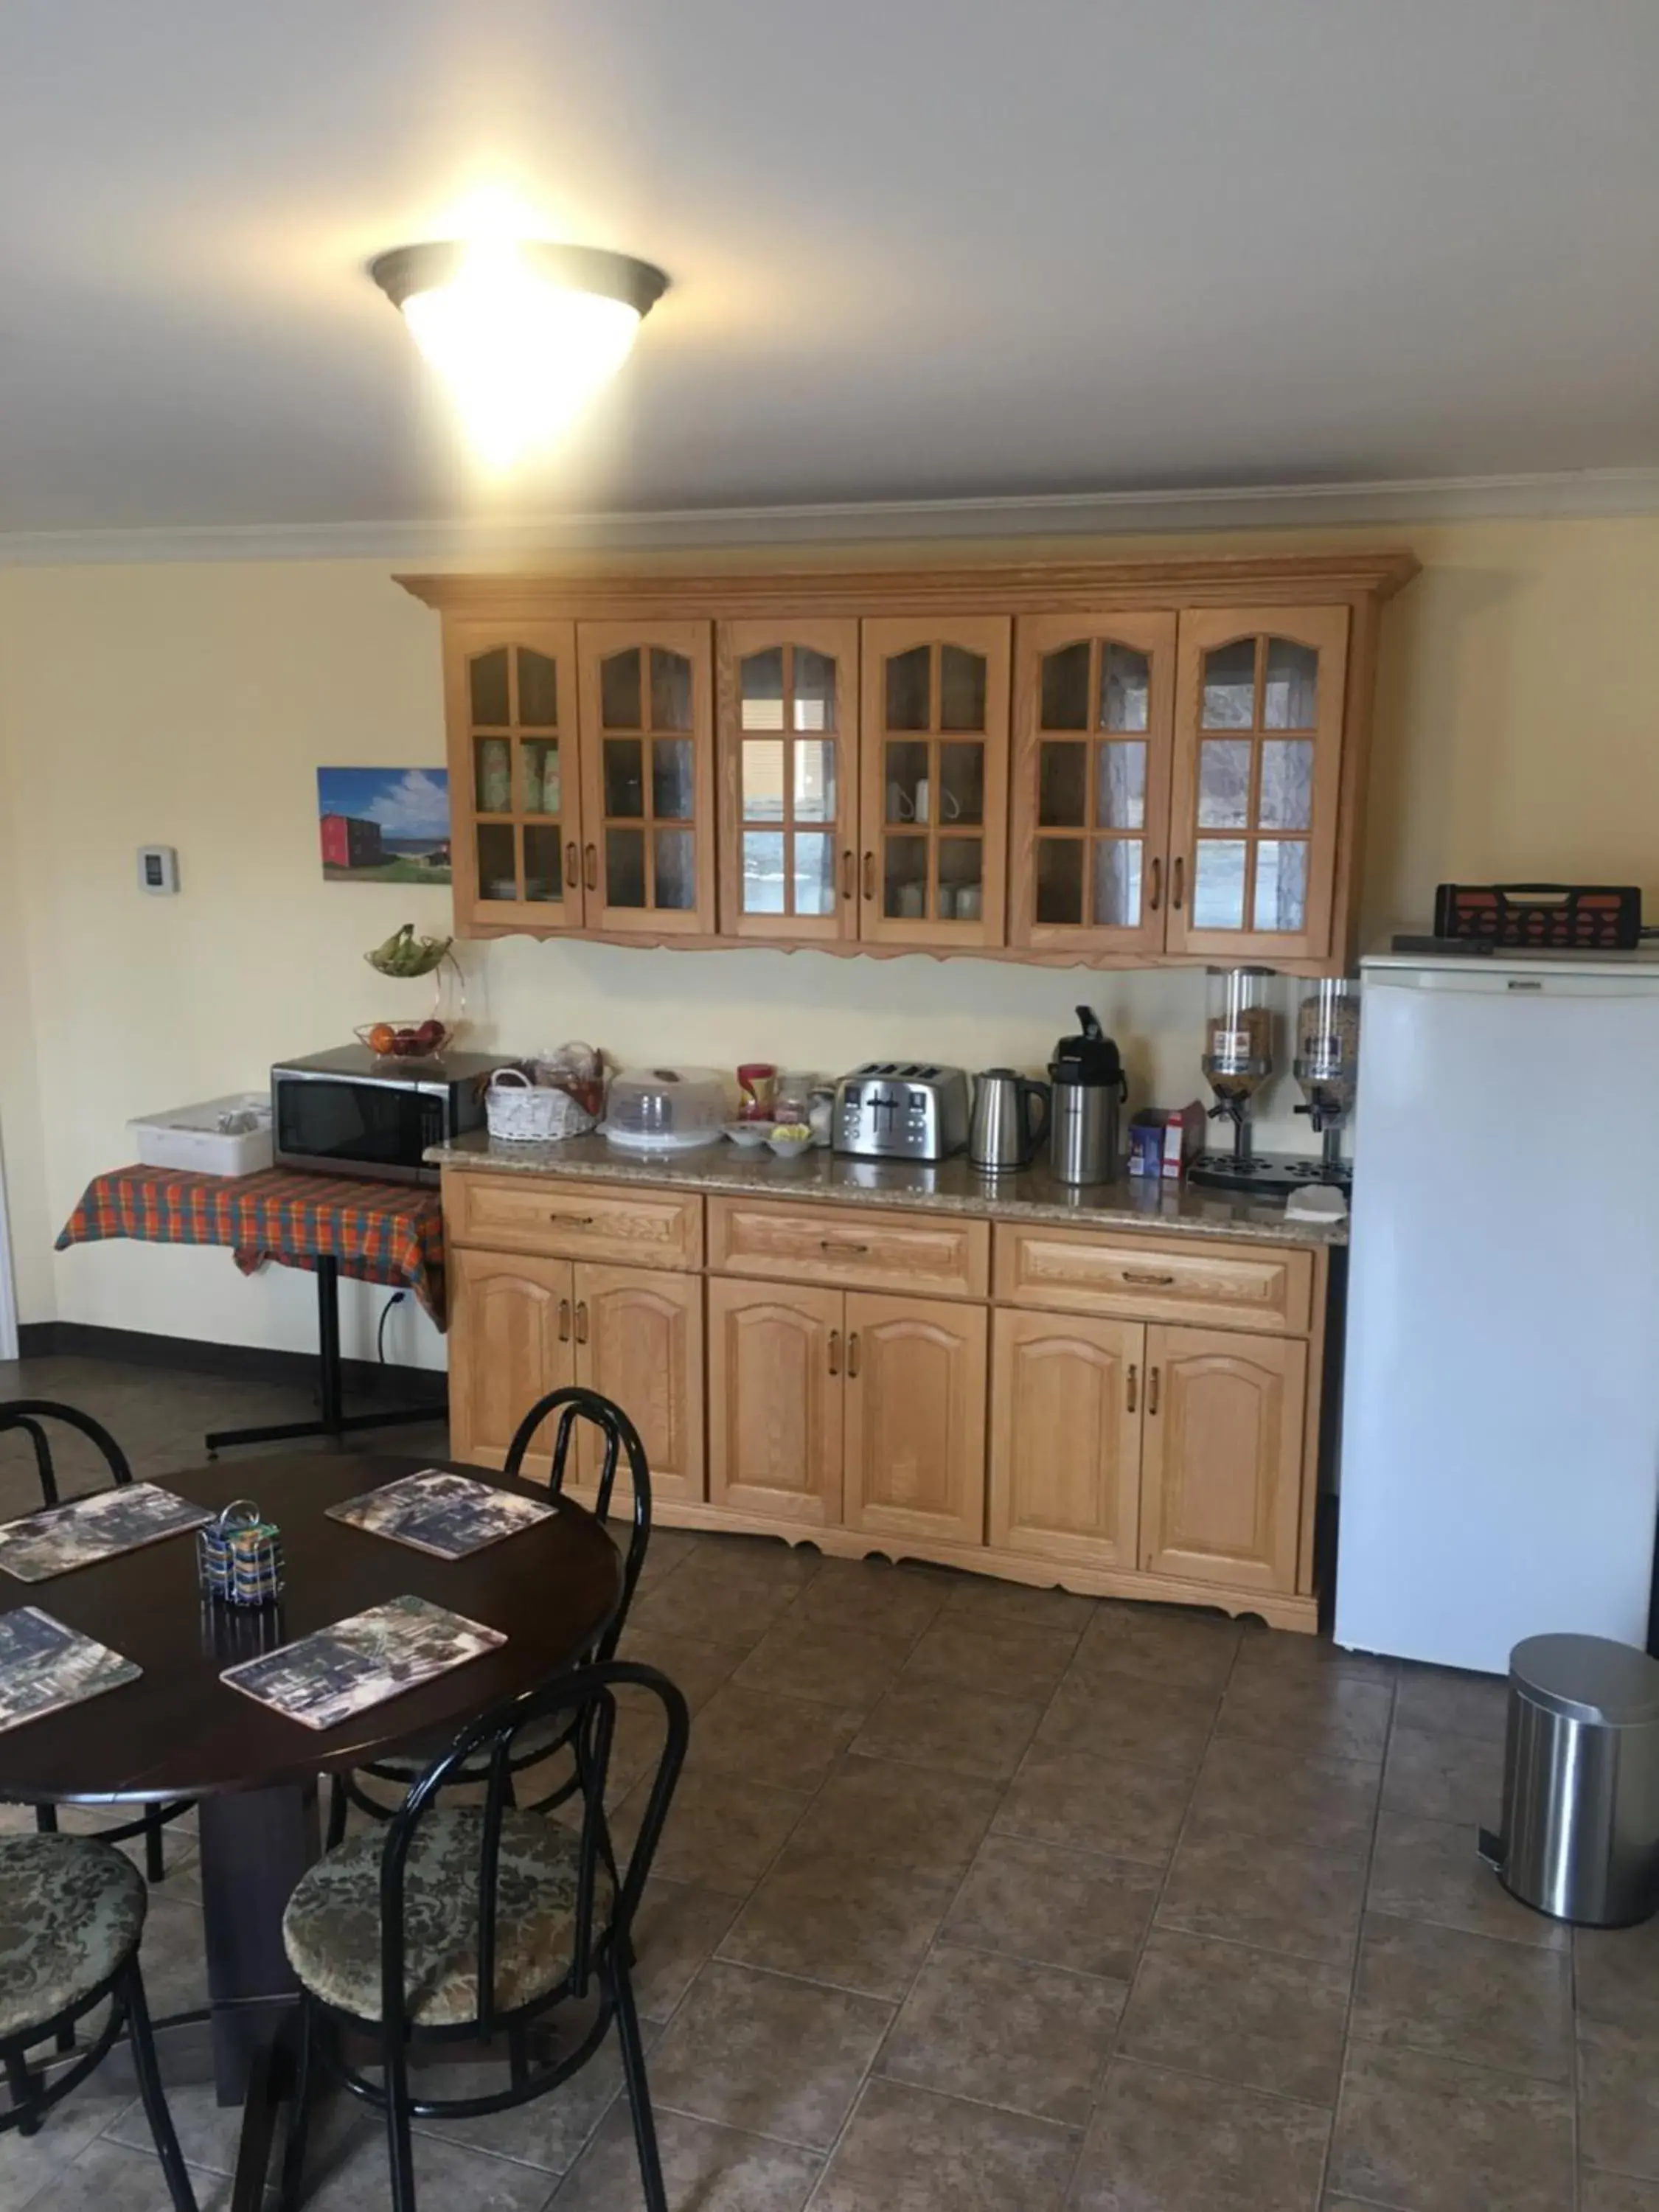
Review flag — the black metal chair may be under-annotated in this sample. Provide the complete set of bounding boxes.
[326,1387,653,1845]
[279,1659,689,2212]
[0,1830,196,2210]
[0,1402,194,1882]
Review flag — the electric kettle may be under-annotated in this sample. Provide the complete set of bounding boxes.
[969,1068,1051,1172]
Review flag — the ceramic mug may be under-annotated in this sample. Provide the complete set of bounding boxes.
[954,883,983,920]
[897,880,926,919]
[887,781,916,822]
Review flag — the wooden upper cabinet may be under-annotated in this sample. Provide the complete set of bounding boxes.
[858,619,1011,948]
[1166,606,1349,962]
[1138,1324,1307,1593]
[844,1291,987,1545]
[717,619,858,942]
[444,619,584,933]
[1009,613,1177,955]
[576,622,715,936]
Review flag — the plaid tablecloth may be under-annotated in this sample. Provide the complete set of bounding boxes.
[56,1166,448,1328]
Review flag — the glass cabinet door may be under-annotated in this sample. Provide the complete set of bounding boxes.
[717,619,857,940]
[857,618,1011,945]
[445,619,582,930]
[1166,606,1350,961]
[1009,612,1176,953]
[576,621,714,936]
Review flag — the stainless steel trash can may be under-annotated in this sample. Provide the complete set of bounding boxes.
[1478,1633,1659,1927]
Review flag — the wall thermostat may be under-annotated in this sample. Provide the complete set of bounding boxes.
[138,845,180,895]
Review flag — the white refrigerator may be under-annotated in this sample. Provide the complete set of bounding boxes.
[1337,952,1659,1674]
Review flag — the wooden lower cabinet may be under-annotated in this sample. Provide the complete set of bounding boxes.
[571,1262,704,1507]
[445,1172,1324,1625]
[1139,1324,1307,1593]
[990,1309,1143,1571]
[845,1293,987,1547]
[707,1277,844,1526]
[448,1248,574,1470]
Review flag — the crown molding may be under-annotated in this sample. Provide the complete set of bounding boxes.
[1,466,1656,568]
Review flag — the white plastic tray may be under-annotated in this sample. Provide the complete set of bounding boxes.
[128,1092,274,1178]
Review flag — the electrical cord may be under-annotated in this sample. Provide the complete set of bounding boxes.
[377,1290,406,1368]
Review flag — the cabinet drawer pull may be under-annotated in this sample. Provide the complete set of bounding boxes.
[861,850,875,901]
[564,841,580,889]
[841,849,855,901]
[1126,1362,1138,1413]
[1148,856,1162,913]
[1171,856,1185,911]
[828,1329,841,1376]
[1121,1270,1175,1287]
[1147,1365,1160,1415]
[846,1331,861,1379]
[557,1298,571,1344]
[574,1301,589,1345]
[820,1239,871,1256]
[554,1214,597,1228]
[583,843,598,890]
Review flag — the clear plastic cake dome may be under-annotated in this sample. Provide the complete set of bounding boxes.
[602,1066,728,1150]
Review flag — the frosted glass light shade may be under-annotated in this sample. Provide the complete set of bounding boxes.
[372,240,668,470]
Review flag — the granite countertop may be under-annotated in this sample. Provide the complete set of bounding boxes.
[428,1130,1348,1248]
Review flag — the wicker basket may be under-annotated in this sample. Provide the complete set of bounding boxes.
[485,1067,600,1144]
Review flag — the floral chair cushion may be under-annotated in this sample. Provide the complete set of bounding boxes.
[282,1807,611,2028]
[0,1833,145,2041]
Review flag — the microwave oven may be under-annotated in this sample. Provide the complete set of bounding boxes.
[271,1046,497,1186]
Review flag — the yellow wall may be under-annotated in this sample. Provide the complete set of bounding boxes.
[1,512,1655,1366]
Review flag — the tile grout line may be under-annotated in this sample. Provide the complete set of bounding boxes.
[652,1558,957,2205]
[1059,1624,1246,2205]
[1318,1652,1397,2209]
[796,1592,1093,2208]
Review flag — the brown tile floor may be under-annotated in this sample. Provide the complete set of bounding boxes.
[0,1352,1650,2210]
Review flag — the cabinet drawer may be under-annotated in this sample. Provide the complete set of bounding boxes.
[708,1197,989,1299]
[445,1172,703,1270]
[994,1224,1312,1335]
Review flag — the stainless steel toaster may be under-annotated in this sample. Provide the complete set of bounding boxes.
[832,1063,970,1161]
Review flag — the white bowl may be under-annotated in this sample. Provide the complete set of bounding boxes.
[725,1121,776,1147]
[767,1131,815,1158]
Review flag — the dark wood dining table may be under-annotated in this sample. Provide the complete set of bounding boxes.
[0,1451,622,2211]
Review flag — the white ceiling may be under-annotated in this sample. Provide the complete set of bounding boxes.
[2,0,1656,537]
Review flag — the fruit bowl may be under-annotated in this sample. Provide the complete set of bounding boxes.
[355,1019,457,1062]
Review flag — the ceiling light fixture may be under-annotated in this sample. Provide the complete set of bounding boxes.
[370,239,669,471]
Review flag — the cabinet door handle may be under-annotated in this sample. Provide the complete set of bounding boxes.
[1147,1365,1160,1415]
[846,1331,861,1379]
[1126,1362,1138,1413]
[574,1301,589,1345]
[564,841,579,889]
[557,1298,571,1344]
[861,851,876,901]
[583,843,598,890]
[828,1329,841,1377]
[841,849,855,901]
[1147,856,1162,913]
[821,1239,871,1256]
[1121,1270,1175,1287]
[1171,856,1185,911]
